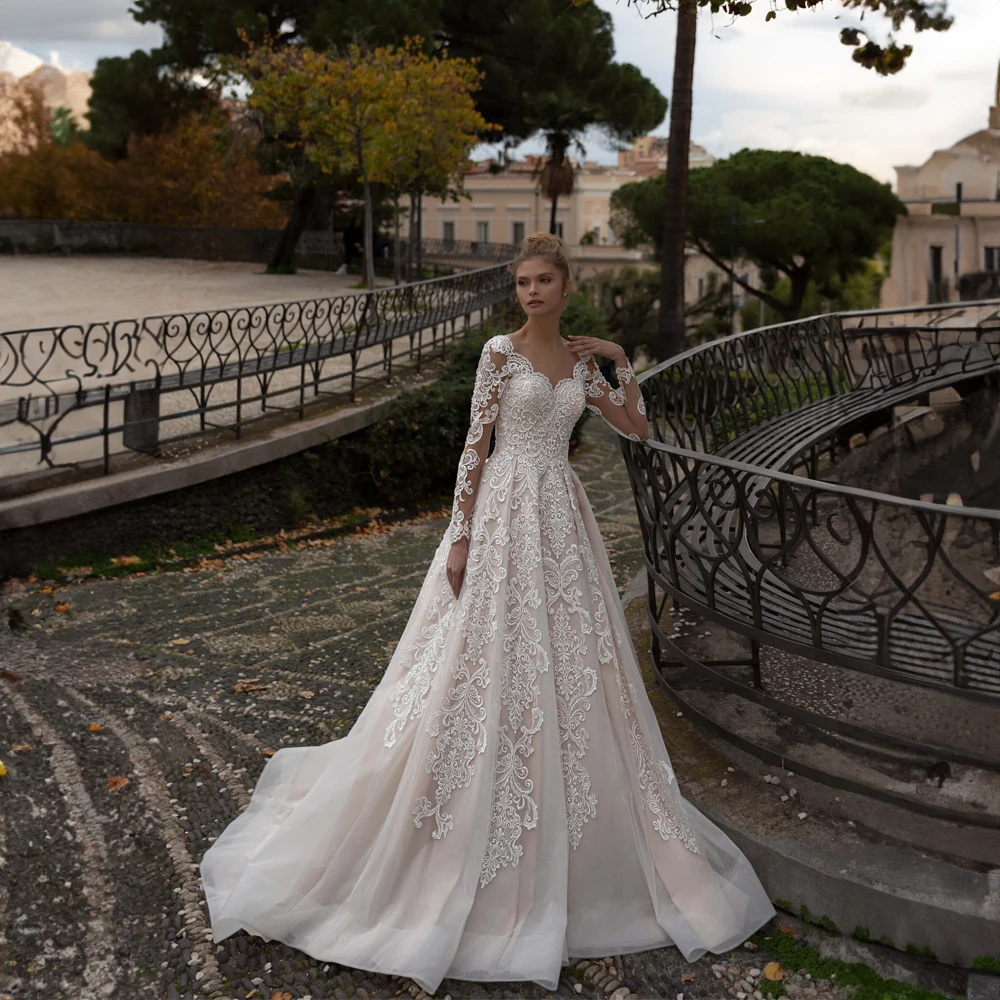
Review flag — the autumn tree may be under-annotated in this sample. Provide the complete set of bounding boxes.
[0,115,284,228]
[365,45,492,283]
[596,0,956,359]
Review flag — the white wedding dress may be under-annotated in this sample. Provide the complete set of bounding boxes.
[200,333,775,994]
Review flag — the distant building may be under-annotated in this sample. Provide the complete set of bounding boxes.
[881,64,1000,307]
[420,136,715,252]
[617,137,714,177]
[0,41,93,134]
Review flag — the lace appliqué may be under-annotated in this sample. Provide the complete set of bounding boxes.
[480,470,548,886]
[449,339,509,543]
[413,510,509,840]
[567,481,701,856]
[545,544,598,848]
[384,550,456,749]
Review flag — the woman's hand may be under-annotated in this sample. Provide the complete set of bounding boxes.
[446,538,469,599]
[566,335,626,366]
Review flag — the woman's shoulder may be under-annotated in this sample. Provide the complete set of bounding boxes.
[483,332,514,356]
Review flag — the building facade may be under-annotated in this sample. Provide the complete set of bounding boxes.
[881,67,1000,307]
[421,138,715,250]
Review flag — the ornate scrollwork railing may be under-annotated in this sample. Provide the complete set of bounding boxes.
[0,262,514,481]
[621,300,1000,824]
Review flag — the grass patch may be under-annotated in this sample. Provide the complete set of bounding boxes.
[905,945,938,961]
[752,931,951,1000]
[972,957,1000,974]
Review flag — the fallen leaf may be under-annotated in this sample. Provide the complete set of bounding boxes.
[271,992,292,1000]
[233,679,270,693]
[354,586,368,592]
[160,713,173,722]
[171,638,190,646]
[11,743,33,752]
[778,924,795,935]
[39,586,54,595]
[680,973,696,983]
[106,776,129,792]
[763,962,785,982]
[111,555,142,566]
[1,668,22,681]
[88,723,105,732]
[298,690,315,700]
[0,760,6,777]
[989,591,1000,601]
[259,747,276,757]
[54,602,71,613]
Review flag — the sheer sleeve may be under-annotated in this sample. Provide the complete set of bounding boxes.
[448,338,510,544]
[581,354,649,441]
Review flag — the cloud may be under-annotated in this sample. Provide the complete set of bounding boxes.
[2,0,160,44]
[840,87,931,111]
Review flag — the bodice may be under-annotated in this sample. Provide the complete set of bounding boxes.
[491,337,588,467]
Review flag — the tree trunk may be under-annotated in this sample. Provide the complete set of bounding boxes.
[361,162,375,292]
[549,193,558,236]
[406,191,416,283]
[416,191,423,279]
[657,0,698,361]
[788,269,811,321]
[393,191,401,286]
[267,181,316,271]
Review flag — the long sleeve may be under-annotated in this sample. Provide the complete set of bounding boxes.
[581,355,649,440]
[448,339,510,544]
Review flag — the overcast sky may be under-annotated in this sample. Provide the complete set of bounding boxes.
[3,0,999,185]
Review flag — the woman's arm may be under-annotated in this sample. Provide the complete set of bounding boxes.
[446,338,509,597]
[566,336,649,440]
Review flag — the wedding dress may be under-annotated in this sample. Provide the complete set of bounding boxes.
[200,333,776,994]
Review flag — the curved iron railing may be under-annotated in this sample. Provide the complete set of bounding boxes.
[0,262,514,482]
[620,299,1000,825]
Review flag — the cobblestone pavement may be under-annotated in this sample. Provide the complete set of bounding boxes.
[0,420,846,1000]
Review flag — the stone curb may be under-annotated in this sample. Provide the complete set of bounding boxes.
[0,386,421,533]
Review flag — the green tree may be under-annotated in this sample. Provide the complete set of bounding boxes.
[606,0,955,359]
[530,58,667,234]
[611,149,905,322]
[85,48,214,159]
[49,107,80,148]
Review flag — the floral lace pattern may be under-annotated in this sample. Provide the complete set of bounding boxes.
[411,332,691,876]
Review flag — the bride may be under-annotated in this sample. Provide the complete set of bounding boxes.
[200,232,776,994]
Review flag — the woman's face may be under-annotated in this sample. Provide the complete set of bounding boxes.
[515,257,568,318]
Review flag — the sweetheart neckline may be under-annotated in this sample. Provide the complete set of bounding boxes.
[500,334,587,392]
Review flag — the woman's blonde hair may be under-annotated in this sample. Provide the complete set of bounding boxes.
[507,231,571,286]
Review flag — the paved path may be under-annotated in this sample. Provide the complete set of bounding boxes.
[0,420,842,1000]
[0,257,387,332]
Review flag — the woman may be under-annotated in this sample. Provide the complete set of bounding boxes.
[200,233,775,994]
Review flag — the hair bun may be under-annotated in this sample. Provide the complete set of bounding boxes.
[507,231,571,284]
[523,232,566,250]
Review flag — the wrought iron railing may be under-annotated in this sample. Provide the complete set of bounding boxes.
[0,263,514,483]
[621,298,1000,824]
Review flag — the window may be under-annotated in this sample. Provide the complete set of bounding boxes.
[512,221,525,244]
[930,245,944,283]
[442,221,455,245]
[697,277,705,300]
[986,247,1000,271]
[476,221,489,243]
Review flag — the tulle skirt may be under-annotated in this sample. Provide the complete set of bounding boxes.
[200,452,775,994]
